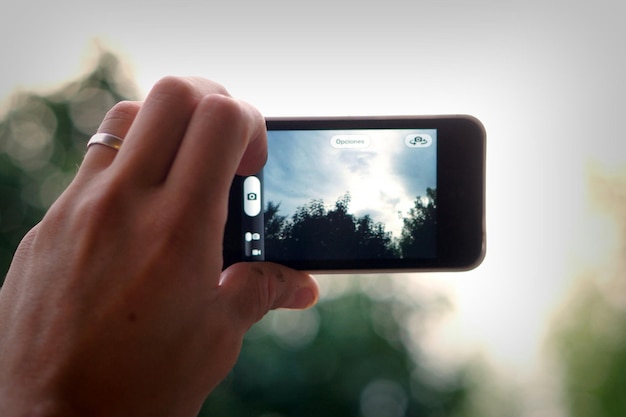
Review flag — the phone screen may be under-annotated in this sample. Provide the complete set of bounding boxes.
[224,116,485,272]
[262,127,436,260]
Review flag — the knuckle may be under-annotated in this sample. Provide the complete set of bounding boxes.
[193,77,230,96]
[200,93,244,121]
[150,77,231,109]
[197,94,256,146]
[150,76,198,107]
[99,100,141,132]
[106,100,141,119]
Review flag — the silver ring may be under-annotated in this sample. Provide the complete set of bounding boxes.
[87,133,124,151]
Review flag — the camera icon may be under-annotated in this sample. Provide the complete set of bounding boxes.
[405,133,433,148]
[243,176,261,216]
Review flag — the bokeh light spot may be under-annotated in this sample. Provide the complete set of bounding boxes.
[360,379,408,417]
[269,307,320,350]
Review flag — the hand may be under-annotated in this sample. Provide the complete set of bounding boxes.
[0,77,319,417]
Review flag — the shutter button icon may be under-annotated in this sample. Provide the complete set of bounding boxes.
[243,176,261,216]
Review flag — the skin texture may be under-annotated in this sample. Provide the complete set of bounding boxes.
[0,77,319,417]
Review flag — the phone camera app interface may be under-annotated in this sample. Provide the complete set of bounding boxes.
[245,128,438,263]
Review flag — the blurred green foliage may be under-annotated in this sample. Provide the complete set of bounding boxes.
[0,50,137,282]
[555,279,626,417]
[202,281,468,416]
[551,171,626,417]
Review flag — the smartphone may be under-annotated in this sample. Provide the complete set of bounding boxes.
[223,115,486,273]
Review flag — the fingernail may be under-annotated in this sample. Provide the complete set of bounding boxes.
[284,286,317,310]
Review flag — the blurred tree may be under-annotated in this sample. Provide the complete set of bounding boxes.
[0,48,137,283]
[551,168,626,417]
[201,278,470,416]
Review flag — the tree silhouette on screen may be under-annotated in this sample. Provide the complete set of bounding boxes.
[265,189,437,261]
[265,193,398,261]
[399,188,437,259]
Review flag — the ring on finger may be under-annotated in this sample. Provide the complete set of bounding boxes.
[87,133,124,151]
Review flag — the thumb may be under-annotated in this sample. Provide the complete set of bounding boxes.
[218,262,319,328]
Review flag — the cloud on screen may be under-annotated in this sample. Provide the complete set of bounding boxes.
[263,129,436,237]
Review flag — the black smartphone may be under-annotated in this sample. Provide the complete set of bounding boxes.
[223,115,486,273]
